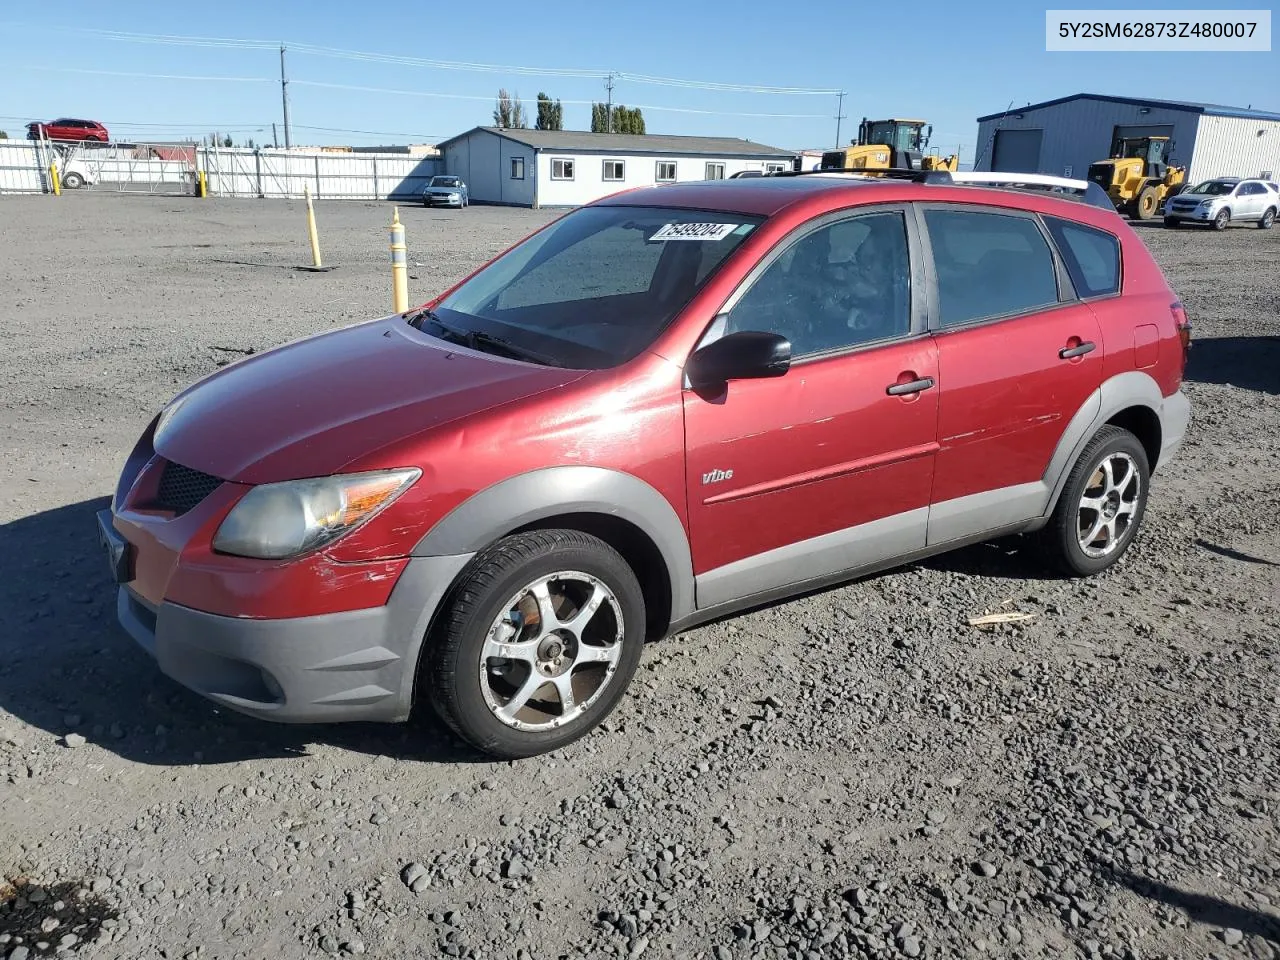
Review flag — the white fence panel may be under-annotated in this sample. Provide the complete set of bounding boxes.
[201,148,441,200]
[0,141,47,193]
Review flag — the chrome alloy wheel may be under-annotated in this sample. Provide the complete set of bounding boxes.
[480,571,624,731]
[1076,452,1142,559]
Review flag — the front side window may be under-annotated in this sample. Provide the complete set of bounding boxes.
[723,212,912,358]
[431,206,761,369]
[656,161,676,182]
[1044,217,1120,298]
[511,157,525,180]
[551,158,575,180]
[603,160,625,181]
[924,209,1059,328]
[705,163,725,180]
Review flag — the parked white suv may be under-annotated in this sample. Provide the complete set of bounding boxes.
[1164,177,1278,230]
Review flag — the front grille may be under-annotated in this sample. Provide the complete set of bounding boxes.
[154,461,222,516]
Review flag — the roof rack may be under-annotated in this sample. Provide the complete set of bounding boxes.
[771,166,1115,211]
[772,167,955,184]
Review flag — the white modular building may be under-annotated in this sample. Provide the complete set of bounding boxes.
[974,93,1280,184]
[436,127,797,208]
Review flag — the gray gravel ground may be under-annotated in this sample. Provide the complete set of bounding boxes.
[0,192,1277,960]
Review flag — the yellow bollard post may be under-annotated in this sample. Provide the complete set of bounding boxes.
[304,184,323,268]
[197,169,208,198]
[390,207,408,314]
[49,163,61,196]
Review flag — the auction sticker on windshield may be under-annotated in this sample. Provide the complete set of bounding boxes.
[649,223,741,241]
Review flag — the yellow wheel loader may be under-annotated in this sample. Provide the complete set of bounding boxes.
[1086,135,1187,220]
[819,118,960,175]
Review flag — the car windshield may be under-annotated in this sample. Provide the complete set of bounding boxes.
[430,177,461,187]
[1191,180,1237,195]
[428,205,762,369]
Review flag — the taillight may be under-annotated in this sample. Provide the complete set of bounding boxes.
[1171,300,1191,367]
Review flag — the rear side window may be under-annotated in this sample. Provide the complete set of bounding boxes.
[923,209,1060,328]
[1043,217,1121,298]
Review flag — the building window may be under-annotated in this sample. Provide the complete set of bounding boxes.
[603,159,625,181]
[764,162,787,173]
[551,158,575,180]
[656,161,676,182]
[705,162,726,180]
[510,156,525,180]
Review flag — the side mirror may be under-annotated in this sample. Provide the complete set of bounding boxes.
[686,330,791,389]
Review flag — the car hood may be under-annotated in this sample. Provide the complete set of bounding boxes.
[152,316,585,485]
[1173,192,1224,202]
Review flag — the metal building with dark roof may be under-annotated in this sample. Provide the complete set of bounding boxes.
[973,93,1280,184]
[435,126,796,207]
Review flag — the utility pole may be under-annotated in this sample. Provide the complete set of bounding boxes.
[605,73,615,134]
[272,122,279,149]
[280,45,292,149]
[833,91,847,147]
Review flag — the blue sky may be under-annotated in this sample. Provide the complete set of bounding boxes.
[2,0,1276,163]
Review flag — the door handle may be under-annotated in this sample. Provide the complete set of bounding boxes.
[1059,341,1096,359]
[886,377,935,396]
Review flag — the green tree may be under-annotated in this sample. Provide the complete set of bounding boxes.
[510,91,527,129]
[493,89,515,128]
[536,93,564,131]
[590,103,605,133]
[0,130,8,139]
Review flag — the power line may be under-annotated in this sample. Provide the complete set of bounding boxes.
[25,65,273,83]
[3,22,839,95]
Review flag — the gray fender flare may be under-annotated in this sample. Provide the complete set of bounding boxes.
[411,466,696,625]
[1040,370,1164,517]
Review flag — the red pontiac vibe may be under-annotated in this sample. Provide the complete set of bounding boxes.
[99,171,1192,759]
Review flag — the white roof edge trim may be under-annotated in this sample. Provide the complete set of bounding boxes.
[949,172,1091,191]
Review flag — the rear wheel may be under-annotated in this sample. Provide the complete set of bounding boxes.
[1213,208,1231,230]
[424,529,646,759]
[1259,207,1276,229]
[62,172,85,189]
[1163,216,1180,228]
[1038,426,1150,577]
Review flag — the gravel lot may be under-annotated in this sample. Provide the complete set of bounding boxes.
[1,192,1277,960]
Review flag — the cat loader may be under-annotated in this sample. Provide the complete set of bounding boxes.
[819,118,960,174]
[1086,134,1187,219]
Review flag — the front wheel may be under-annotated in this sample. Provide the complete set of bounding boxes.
[1038,425,1150,577]
[1134,185,1160,219]
[424,529,646,759]
[1259,208,1276,229]
[1163,216,1180,228]
[1213,208,1231,231]
[62,172,85,189]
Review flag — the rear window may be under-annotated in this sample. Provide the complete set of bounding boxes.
[1043,216,1121,298]
[433,205,762,368]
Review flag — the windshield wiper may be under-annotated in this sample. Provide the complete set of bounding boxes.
[414,310,561,367]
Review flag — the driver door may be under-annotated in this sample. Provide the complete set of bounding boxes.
[682,207,940,609]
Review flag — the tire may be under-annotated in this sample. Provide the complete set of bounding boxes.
[1212,208,1231,231]
[1133,185,1159,219]
[1038,425,1150,577]
[62,173,85,189]
[1163,216,1180,228]
[1259,207,1276,229]
[424,529,646,759]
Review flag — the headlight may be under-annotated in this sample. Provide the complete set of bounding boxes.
[212,468,421,559]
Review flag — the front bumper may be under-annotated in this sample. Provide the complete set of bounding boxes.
[110,544,473,724]
[423,194,462,207]
[1165,205,1215,222]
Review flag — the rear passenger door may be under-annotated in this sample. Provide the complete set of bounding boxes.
[917,204,1105,546]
